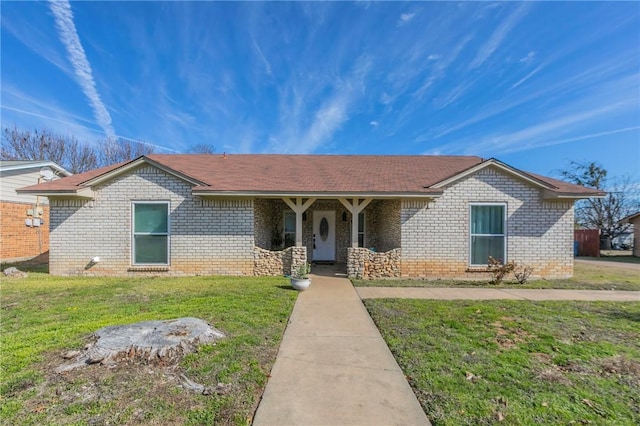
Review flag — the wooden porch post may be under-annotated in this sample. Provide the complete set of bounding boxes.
[338,197,373,248]
[282,197,316,247]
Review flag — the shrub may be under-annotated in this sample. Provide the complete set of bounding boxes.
[487,256,515,285]
[514,264,534,284]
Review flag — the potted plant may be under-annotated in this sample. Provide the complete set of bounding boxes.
[290,262,312,291]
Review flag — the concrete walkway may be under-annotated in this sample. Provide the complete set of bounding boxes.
[357,287,640,301]
[253,273,430,426]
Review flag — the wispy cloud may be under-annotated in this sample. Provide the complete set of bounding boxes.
[529,126,640,150]
[469,3,530,69]
[510,64,543,89]
[464,103,630,154]
[269,56,371,153]
[252,38,273,76]
[48,0,115,138]
[397,12,416,26]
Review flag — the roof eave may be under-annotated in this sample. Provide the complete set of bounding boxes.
[430,158,557,191]
[542,190,607,200]
[81,156,208,187]
[192,190,443,199]
[0,161,72,176]
[16,187,95,199]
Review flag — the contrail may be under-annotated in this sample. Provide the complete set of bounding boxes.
[48,0,115,138]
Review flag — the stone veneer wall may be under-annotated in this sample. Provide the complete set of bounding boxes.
[254,246,307,276]
[49,165,254,276]
[254,199,279,249]
[367,200,401,252]
[400,166,575,279]
[347,247,401,279]
[254,199,399,266]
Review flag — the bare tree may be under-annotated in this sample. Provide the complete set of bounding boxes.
[98,137,156,166]
[1,125,158,172]
[561,161,640,249]
[188,143,215,154]
[1,125,98,173]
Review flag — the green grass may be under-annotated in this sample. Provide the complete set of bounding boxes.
[0,273,298,425]
[583,255,640,264]
[365,299,640,425]
[353,262,640,290]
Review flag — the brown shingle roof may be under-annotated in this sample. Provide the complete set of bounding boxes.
[150,154,483,194]
[17,154,603,197]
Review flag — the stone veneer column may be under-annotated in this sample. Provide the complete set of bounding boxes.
[290,246,308,276]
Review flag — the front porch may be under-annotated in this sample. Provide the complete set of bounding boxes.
[253,198,403,278]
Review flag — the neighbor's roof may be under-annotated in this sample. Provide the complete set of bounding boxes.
[16,154,605,199]
[0,160,71,176]
[620,212,640,223]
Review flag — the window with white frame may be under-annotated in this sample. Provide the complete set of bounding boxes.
[132,202,169,264]
[283,211,296,248]
[470,204,506,265]
[358,212,365,247]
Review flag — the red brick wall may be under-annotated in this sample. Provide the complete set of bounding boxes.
[0,201,50,262]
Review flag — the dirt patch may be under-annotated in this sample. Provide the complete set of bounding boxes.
[536,367,572,385]
[24,359,210,424]
[492,319,535,350]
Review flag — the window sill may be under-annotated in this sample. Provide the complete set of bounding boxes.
[128,266,170,272]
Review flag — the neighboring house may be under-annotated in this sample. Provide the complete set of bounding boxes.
[620,212,640,257]
[17,154,603,279]
[1,160,71,263]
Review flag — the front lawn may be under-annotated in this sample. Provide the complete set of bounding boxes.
[353,262,640,290]
[0,273,298,425]
[366,299,640,425]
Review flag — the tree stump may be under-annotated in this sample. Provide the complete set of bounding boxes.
[57,317,225,372]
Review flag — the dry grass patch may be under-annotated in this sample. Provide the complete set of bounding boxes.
[0,273,298,425]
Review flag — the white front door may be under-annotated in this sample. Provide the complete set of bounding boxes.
[313,211,336,261]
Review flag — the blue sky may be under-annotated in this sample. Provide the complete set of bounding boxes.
[1,1,638,180]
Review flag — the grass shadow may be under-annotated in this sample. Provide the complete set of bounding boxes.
[604,306,640,322]
[1,252,49,274]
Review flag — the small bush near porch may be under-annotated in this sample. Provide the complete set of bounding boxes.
[366,299,640,425]
[1,273,297,425]
[353,262,640,291]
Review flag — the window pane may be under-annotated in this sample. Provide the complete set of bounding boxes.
[284,233,295,248]
[471,205,504,234]
[358,234,364,248]
[471,236,504,264]
[358,213,365,233]
[284,212,296,233]
[135,204,168,233]
[134,235,168,264]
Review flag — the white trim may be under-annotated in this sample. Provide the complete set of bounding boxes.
[432,159,556,191]
[0,161,72,176]
[542,190,606,200]
[82,157,207,187]
[131,201,171,266]
[195,191,442,199]
[18,188,95,199]
[469,202,507,266]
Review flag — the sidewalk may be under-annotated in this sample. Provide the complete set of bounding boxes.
[356,287,640,301]
[253,273,430,426]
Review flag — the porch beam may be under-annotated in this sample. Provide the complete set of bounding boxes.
[338,198,373,247]
[282,197,316,246]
